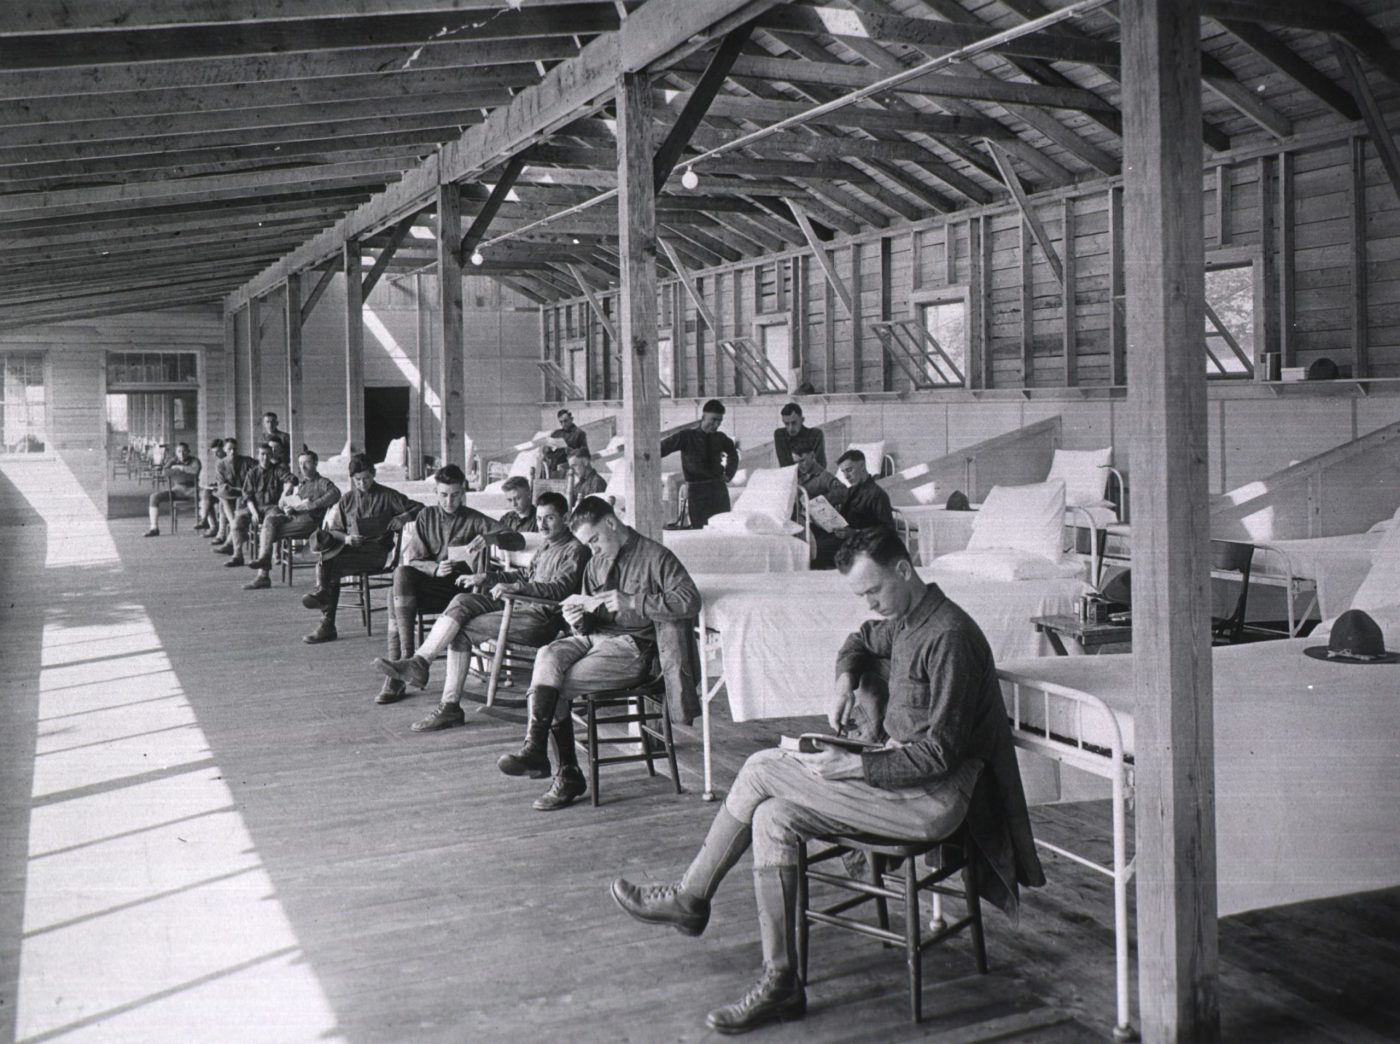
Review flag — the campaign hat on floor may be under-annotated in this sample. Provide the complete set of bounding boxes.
[1303,609,1399,664]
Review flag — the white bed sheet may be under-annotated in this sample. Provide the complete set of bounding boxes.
[664,529,809,575]
[1257,532,1382,617]
[696,568,1091,722]
[996,640,1400,917]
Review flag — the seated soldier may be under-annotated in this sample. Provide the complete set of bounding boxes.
[374,492,589,732]
[194,437,227,535]
[228,442,293,568]
[496,495,700,811]
[795,446,849,570]
[566,447,608,508]
[542,407,588,478]
[498,475,538,533]
[833,449,894,531]
[610,527,1045,1034]
[302,454,423,645]
[243,448,342,590]
[210,437,256,554]
[144,441,201,537]
[373,463,506,703]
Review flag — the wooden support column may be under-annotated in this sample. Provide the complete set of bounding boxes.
[437,181,466,467]
[1019,220,1034,386]
[1121,1,1219,1041]
[412,273,425,481]
[1108,186,1127,385]
[284,273,304,458]
[343,240,365,455]
[247,294,263,447]
[223,309,238,442]
[850,242,864,392]
[1062,199,1078,387]
[617,71,664,539]
[1349,136,1370,378]
[1277,152,1296,366]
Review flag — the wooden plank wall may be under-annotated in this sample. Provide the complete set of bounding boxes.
[0,307,225,515]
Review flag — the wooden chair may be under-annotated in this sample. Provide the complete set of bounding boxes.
[337,531,401,636]
[1210,538,1255,644]
[466,591,554,710]
[796,826,986,1024]
[572,673,681,806]
[278,534,312,586]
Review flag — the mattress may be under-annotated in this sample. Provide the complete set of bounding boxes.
[663,529,809,575]
[1256,533,1382,618]
[696,568,1091,722]
[997,640,1400,917]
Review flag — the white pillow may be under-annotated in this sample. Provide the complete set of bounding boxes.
[704,511,797,536]
[605,459,630,501]
[506,449,536,479]
[967,480,1067,560]
[733,466,799,526]
[844,441,886,481]
[932,548,1084,582]
[1349,519,1400,613]
[1047,447,1113,508]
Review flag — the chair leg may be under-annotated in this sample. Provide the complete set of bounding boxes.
[964,862,987,974]
[872,854,890,938]
[796,843,810,984]
[905,858,922,1024]
[661,694,681,795]
[638,696,658,777]
[362,574,373,635]
[587,699,601,807]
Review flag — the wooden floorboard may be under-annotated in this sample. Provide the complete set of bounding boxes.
[2,501,1397,1041]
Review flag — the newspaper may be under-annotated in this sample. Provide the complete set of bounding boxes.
[806,495,848,532]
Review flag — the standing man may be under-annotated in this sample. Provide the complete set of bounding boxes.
[375,492,590,732]
[211,437,256,555]
[374,464,506,704]
[773,403,825,469]
[566,448,608,509]
[144,442,201,537]
[662,399,739,529]
[229,442,294,568]
[261,411,291,463]
[611,527,1044,1034]
[542,408,589,478]
[243,448,341,590]
[497,496,701,811]
[302,454,422,645]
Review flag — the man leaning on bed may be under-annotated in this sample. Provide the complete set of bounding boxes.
[611,526,1044,1035]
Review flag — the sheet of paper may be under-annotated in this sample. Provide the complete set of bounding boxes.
[281,495,309,511]
[807,495,848,532]
[561,593,608,611]
[446,544,475,563]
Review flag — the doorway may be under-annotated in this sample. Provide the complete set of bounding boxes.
[364,386,410,466]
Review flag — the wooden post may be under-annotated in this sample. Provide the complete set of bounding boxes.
[343,239,365,456]
[1349,136,1369,378]
[1277,151,1296,367]
[1121,1,1219,1041]
[223,309,239,443]
[247,294,262,447]
[411,273,425,481]
[616,71,663,540]
[1062,199,1078,387]
[284,273,304,459]
[1109,186,1127,385]
[437,181,466,467]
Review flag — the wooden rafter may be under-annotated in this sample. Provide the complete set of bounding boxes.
[1332,38,1400,205]
[1217,20,1359,120]
[652,23,753,192]
[790,204,855,319]
[986,141,1064,288]
[361,213,420,299]
[460,153,528,265]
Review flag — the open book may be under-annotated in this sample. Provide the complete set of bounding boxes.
[806,495,848,532]
[779,733,883,755]
[561,592,610,613]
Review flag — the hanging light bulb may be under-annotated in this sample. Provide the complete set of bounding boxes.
[470,250,484,266]
[681,166,699,190]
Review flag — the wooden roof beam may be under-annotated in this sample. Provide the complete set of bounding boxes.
[459,153,529,265]
[652,24,754,192]
[986,140,1065,288]
[361,213,421,299]
[229,0,785,306]
[1332,38,1400,205]
[1216,20,1359,119]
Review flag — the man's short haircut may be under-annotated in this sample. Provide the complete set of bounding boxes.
[177,442,190,453]
[259,441,277,454]
[780,402,803,418]
[299,448,319,464]
[433,463,467,487]
[536,490,568,516]
[568,446,592,462]
[702,398,726,416]
[347,453,375,476]
[263,411,278,422]
[569,494,616,529]
[501,475,531,495]
[836,448,866,467]
[557,407,572,419]
[224,436,239,449]
[208,437,225,450]
[835,526,912,574]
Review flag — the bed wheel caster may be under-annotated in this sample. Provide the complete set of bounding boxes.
[1112,1024,1139,1042]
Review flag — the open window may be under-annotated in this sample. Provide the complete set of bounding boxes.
[753,314,795,393]
[875,288,968,389]
[657,329,674,398]
[1,351,47,455]
[1204,257,1257,379]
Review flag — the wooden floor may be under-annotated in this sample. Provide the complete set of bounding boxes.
[2,469,1398,1042]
